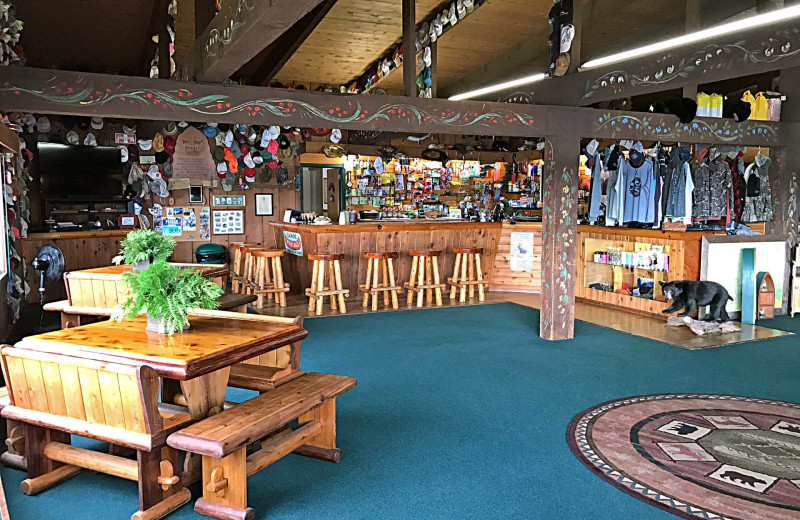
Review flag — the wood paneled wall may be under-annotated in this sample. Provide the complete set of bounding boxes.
[170,178,301,263]
[489,223,542,293]
[21,231,130,304]
[272,224,501,296]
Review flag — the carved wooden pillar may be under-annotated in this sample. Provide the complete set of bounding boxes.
[540,134,580,340]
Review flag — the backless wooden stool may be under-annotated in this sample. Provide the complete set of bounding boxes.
[449,247,489,302]
[306,254,349,315]
[240,246,269,296]
[405,250,445,307]
[250,249,290,307]
[360,252,401,311]
[229,243,256,293]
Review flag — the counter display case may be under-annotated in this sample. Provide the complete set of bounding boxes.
[576,226,720,317]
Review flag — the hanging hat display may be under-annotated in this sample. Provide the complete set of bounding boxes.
[118,144,129,162]
[90,117,104,130]
[83,133,98,146]
[152,133,165,152]
[330,128,342,144]
[66,131,80,145]
[163,122,178,135]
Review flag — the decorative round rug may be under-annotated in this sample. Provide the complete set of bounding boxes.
[567,394,800,520]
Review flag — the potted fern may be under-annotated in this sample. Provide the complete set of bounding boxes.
[113,229,176,270]
[114,260,223,334]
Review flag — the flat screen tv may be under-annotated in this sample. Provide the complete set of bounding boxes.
[38,143,123,200]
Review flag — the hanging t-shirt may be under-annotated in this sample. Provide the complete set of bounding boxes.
[753,92,770,121]
[709,94,723,118]
[741,90,757,120]
[605,146,625,226]
[622,151,655,224]
[696,92,710,117]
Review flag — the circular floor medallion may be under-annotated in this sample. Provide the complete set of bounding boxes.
[567,394,800,519]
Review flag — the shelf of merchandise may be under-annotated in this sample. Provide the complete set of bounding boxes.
[576,226,719,318]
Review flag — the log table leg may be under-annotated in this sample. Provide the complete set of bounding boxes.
[133,447,191,520]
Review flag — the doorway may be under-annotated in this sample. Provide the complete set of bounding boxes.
[301,165,344,221]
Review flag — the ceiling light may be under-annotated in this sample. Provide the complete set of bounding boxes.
[582,4,800,70]
[448,73,547,101]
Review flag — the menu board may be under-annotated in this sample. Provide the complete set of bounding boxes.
[212,209,245,235]
[161,207,211,241]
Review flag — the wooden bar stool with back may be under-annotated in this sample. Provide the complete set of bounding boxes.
[249,250,290,308]
[306,254,349,315]
[359,252,401,311]
[448,247,489,302]
[405,250,446,308]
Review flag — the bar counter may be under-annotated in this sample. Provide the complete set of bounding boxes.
[270,221,502,295]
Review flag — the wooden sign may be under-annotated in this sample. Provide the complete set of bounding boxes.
[172,126,216,180]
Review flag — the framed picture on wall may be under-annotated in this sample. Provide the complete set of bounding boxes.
[255,193,274,216]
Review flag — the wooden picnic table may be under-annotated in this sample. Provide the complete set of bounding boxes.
[15,310,307,419]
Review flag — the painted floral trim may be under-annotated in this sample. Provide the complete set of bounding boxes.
[593,113,779,143]
[584,28,800,99]
[0,79,538,131]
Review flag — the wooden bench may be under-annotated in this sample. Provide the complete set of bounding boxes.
[0,346,193,520]
[0,387,26,471]
[167,372,356,520]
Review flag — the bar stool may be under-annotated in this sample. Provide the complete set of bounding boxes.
[229,243,257,293]
[250,250,290,307]
[306,254,349,315]
[360,252,401,311]
[449,247,489,302]
[405,250,445,308]
[240,246,269,296]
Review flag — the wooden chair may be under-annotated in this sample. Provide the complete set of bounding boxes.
[359,252,401,311]
[404,250,446,308]
[306,254,349,315]
[0,346,192,520]
[448,247,489,302]
[229,243,257,293]
[248,250,290,308]
[167,372,356,520]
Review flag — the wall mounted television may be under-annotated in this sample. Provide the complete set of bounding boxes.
[38,143,123,200]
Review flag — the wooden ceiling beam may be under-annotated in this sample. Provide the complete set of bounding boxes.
[473,12,800,106]
[243,0,340,86]
[188,0,331,82]
[0,67,787,148]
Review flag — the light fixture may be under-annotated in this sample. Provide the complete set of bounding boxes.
[448,73,547,101]
[582,4,800,70]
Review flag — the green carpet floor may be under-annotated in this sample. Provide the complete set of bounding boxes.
[2,303,800,519]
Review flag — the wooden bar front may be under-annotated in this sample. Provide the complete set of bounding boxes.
[271,221,502,296]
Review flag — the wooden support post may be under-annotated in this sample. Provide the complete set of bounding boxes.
[180,367,231,419]
[196,449,252,520]
[540,134,579,340]
[295,398,341,462]
[430,41,438,98]
[567,0,583,74]
[407,256,418,305]
[363,257,373,307]
[402,0,416,97]
[134,447,189,520]
[158,7,170,79]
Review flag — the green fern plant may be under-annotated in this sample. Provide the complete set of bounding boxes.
[115,260,223,335]
[113,229,176,265]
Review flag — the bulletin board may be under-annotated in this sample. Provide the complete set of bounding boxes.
[701,234,789,315]
[160,206,211,242]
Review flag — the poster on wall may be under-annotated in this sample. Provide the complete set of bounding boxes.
[510,232,535,271]
[283,231,303,256]
[162,207,183,237]
[198,207,210,240]
[172,126,216,180]
[212,209,245,235]
[160,207,210,241]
